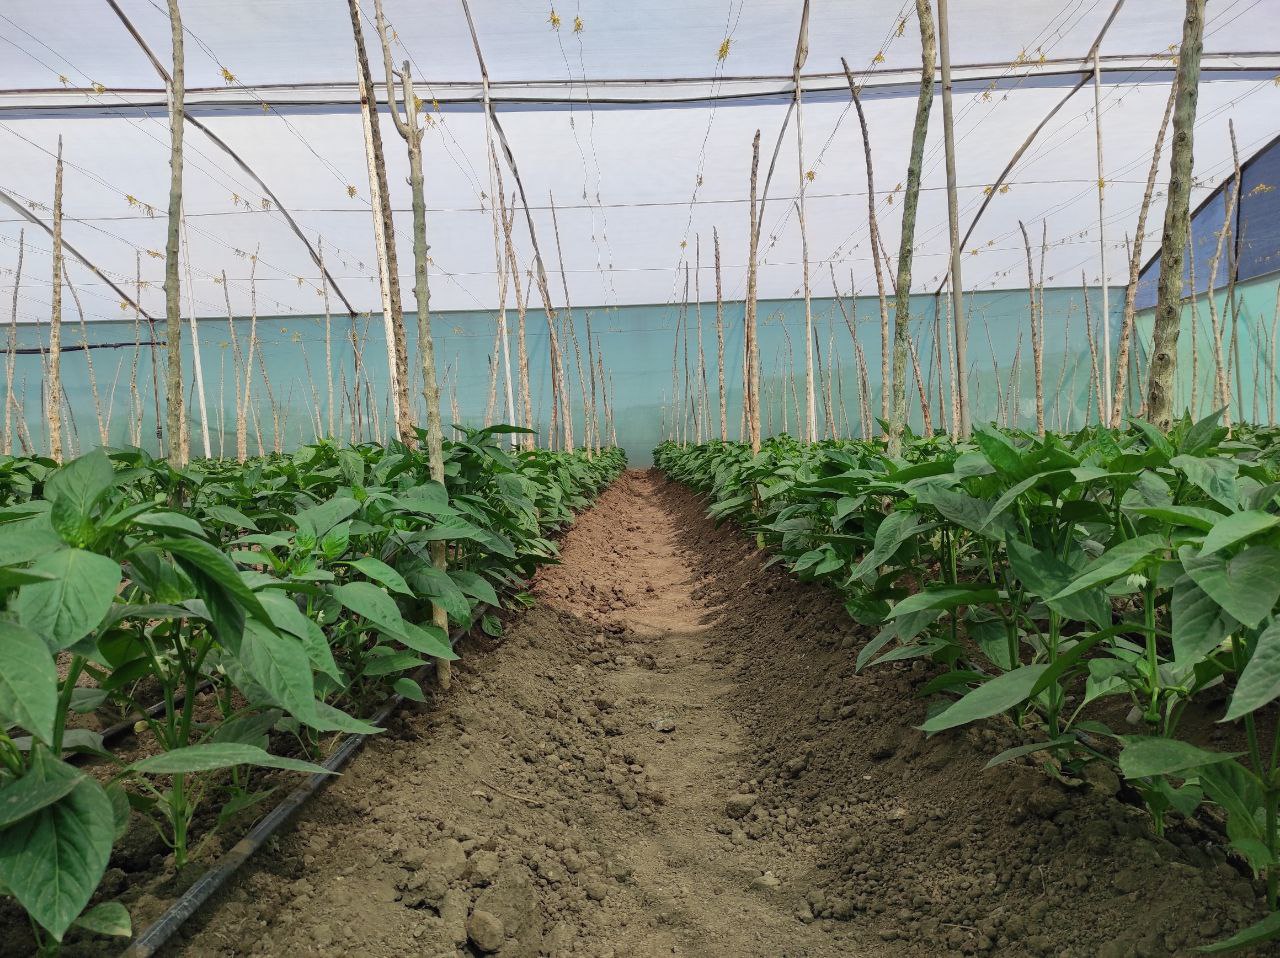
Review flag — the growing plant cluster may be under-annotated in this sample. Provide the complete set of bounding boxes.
[0,425,624,955]
[658,415,1280,951]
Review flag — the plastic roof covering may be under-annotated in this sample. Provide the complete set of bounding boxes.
[1,0,1279,323]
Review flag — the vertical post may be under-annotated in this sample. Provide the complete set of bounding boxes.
[181,207,211,458]
[164,0,186,465]
[1093,48,1112,425]
[937,0,969,437]
[714,227,727,441]
[1146,0,1206,430]
[745,130,763,454]
[49,141,65,462]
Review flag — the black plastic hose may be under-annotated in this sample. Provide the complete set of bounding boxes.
[119,618,476,958]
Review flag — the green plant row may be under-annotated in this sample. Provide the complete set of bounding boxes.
[0,424,625,954]
[657,415,1280,953]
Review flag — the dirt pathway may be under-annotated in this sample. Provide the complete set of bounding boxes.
[173,471,1266,958]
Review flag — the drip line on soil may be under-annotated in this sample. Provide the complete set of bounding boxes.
[119,614,481,958]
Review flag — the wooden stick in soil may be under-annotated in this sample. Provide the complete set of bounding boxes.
[908,337,934,436]
[1225,120,1245,427]
[714,227,728,440]
[179,207,210,458]
[790,0,815,442]
[49,138,65,462]
[66,274,107,446]
[476,49,517,442]
[1083,275,1105,422]
[162,0,186,466]
[1091,42,1112,426]
[319,240,335,438]
[1203,139,1238,424]
[1110,78,1177,424]
[1018,221,1045,435]
[745,130,763,454]
[695,236,708,445]
[887,0,935,456]
[348,0,411,445]
[374,0,452,686]
[936,0,970,437]
[549,192,589,455]
[4,230,24,455]
[841,58,891,424]
[1146,0,1206,430]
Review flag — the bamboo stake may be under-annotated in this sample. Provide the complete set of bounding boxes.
[1092,45,1112,426]
[840,59,890,424]
[548,192,588,455]
[790,0,816,443]
[1111,78,1177,425]
[375,0,451,687]
[937,0,970,437]
[476,45,517,443]
[66,275,107,447]
[1226,121,1245,427]
[745,131,763,453]
[695,236,708,445]
[350,0,412,444]
[4,230,24,455]
[1147,0,1206,430]
[162,0,186,465]
[319,240,335,437]
[241,255,261,462]
[178,208,210,458]
[1083,275,1104,422]
[909,337,934,436]
[714,227,727,440]
[49,138,65,462]
[888,0,935,455]
[1019,221,1045,435]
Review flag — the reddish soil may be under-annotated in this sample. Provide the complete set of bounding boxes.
[120,470,1274,957]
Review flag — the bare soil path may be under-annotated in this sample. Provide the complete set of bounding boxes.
[171,471,1266,958]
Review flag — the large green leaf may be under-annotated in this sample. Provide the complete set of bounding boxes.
[1170,574,1230,667]
[406,564,473,621]
[333,581,408,637]
[1197,910,1280,953]
[237,621,318,723]
[71,901,131,939]
[1051,534,1165,601]
[293,497,360,540]
[344,557,412,596]
[44,450,114,546]
[919,664,1050,733]
[1224,619,1280,722]
[850,511,924,581]
[0,750,115,941]
[0,623,58,744]
[1199,510,1280,557]
[1181,544,1280,629]
[155,535,269,632]
[888,584,999,619]
[398,621,458,660]
[1005,537,1108,627]
[914,486,1012,540]
[449,569,499,608]
[11,548,121,650]
[1171,454,1239,509]
[129,742,330,775]
[1117,736,1239,779]
[0,764,84,829]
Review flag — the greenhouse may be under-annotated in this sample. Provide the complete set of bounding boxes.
[2,0,1280,955]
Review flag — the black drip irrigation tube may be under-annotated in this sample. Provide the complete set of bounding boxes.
[119,616,479,958]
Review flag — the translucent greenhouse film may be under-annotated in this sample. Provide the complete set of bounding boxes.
[1,1,1278,461]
